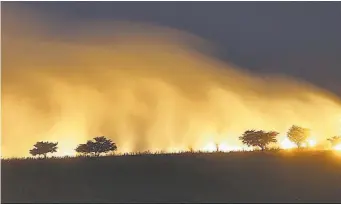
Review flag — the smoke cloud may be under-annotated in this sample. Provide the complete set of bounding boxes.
[2,5,341,157]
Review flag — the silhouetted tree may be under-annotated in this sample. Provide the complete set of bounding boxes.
[75,143,91,156]
[29,141,58,158]
[327,136,341,148]
[239,130,279,151]
[76,136,117,157]
[287,125,310,148]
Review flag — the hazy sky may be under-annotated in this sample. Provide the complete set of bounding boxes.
[2,2,341,157]
[5,1,341,96]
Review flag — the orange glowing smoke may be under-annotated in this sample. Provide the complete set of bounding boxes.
[2,5,341,158]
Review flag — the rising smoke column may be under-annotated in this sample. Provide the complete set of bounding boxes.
[2,4,341,157]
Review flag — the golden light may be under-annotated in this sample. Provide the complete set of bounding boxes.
[200,142,245,153]
[218,143,230,152]
[220,143,245,152]
[333,144,341,151]
[55,145,77,157]
[53,137,80,157]
[280,137,296,149]
[3,8,341,158]
[166,146,184,153]
[202,142,217,152]
[332,143,341,158]
[308,139,317,147]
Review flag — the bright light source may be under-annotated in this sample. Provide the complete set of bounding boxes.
[308,139,317,147]
[334,144,341,151]
[280,137,296,149]
[218,143,229,152]
[202,142,217,152]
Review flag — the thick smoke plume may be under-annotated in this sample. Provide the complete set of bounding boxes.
[2,5,341,157]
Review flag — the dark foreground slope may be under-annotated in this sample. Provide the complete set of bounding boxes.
[2,151,341,203]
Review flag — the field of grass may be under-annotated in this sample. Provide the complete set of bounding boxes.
[2,150,341,203]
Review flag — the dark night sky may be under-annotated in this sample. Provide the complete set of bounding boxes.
[4,2,341,96]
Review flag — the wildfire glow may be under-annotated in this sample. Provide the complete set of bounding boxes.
[280,138,296,149]
[202,142,217,152]
[201,142,246,153]
[54,140,79,157]
[280,138,317,150]
[2,5,341,158]
[217,143,229,152]
[308,139,317,147]
[334,144,341,151]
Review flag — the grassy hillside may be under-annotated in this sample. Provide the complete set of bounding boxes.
[2,151,341,203]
